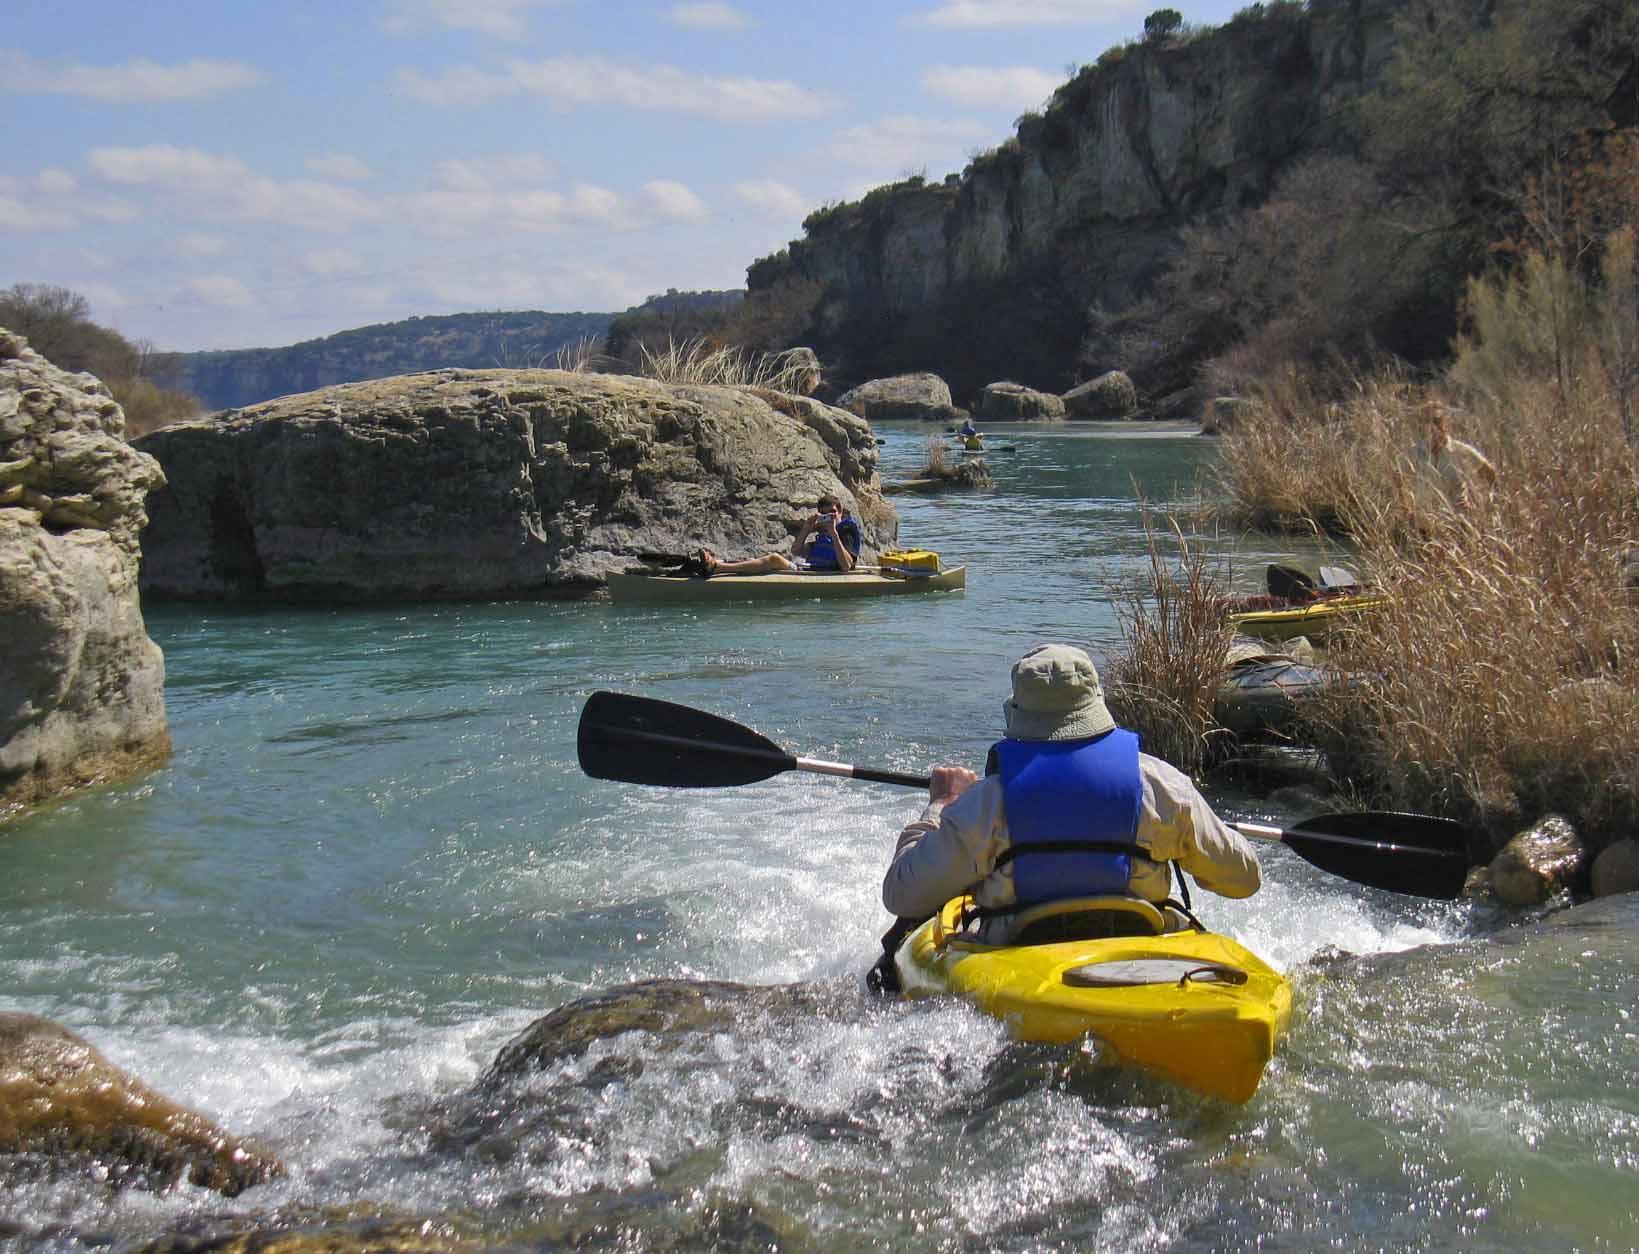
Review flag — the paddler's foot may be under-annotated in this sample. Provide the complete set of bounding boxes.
[698,548,719,578]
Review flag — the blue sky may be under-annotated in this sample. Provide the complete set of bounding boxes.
[4,0,1250,353]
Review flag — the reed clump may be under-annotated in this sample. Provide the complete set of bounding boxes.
[1104,513,1236,776]
[638,337,820,394]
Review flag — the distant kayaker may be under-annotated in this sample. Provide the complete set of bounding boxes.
[699,494,861,577]
[881,644,1262,943]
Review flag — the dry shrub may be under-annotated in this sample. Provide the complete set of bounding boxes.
[1103,512,1235,774]
[918,435,951,476]
[639,337,820,393]
[1305,373,1639,848]
[1211,365,1428,536]
[109,375,200,437]
[552,335,606,373]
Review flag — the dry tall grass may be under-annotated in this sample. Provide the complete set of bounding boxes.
[638,337,820,393]
[1103,513,1236,775]
[1215,334,1639,850]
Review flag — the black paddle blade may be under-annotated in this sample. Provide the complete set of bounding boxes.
[1285,811,1473,900]
[577,691,798,788]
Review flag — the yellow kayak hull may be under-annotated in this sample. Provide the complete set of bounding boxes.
[904,899,1291,1104]
[1226,593,1387,642]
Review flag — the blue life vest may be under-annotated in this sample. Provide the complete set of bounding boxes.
[993,731,1143,907]
[807,517,861,570]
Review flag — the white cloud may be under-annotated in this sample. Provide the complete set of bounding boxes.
[733,179,808,220]
[403,56,833,121]
[911,0,1143,27]
[305,153,374,181]
[0,49,264,101]
[37,169,78,195]
[178,233,230,258]
[921,65,1061,110]
[669,3,749,28]
[393,65,515,105]
[642,179,709,223]
[89,145,381,230]
[0,189,64,231]
[820,115,989,171]
[381,0,564,40]
[188,275,257,310]
[301,248,365,278]
[0,171,129,231]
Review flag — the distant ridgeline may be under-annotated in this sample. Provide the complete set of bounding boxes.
[165,310,612,411]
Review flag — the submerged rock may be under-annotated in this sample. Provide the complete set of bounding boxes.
[0,1013,281,1196]
[0,329,170,819]
[134,369,893,602]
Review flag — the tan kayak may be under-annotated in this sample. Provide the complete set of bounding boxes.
[606,565,967,603]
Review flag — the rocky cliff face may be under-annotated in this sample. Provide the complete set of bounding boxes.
[135,369,893,601]
[0,329,170,820]
[753,0,1405,403]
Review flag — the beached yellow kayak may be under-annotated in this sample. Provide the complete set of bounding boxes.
[1226,593,1387,642]
[606,566,966,603]
[903,896,1291,1103]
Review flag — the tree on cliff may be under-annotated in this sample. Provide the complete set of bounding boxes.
[0,284,199,436]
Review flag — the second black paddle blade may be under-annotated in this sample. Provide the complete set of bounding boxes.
[1288,811,1473,900]
[576,690,797,788]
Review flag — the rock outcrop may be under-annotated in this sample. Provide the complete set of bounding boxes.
[1064,370,1139,419]
[1,329,169,820]
[0,1012,281,1195]
[835,372,964,423]
[748,0,1405,399]
[135,369,894,601]
[974,382,1066,421]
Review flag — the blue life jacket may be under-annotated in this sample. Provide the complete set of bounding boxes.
[807,517,861,570]
[993,730,1143,907]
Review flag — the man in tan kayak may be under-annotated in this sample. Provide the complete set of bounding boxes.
[881,644,1261,946]
[699,494,861,576]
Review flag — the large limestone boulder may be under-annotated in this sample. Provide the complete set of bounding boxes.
[135,369,894,601]
[1,329,169,820]
[0,1012,281,1195]
[835,372,964,423]
[974,381,1066,421]
[1064,370,1138,419]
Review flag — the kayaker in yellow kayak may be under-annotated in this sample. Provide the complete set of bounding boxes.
[882,643,1262,943]
[699,494,861,576]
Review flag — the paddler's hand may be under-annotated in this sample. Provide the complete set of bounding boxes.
[928,766,978,807]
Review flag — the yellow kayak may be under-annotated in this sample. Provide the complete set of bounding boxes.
[1226,593,1387,642]
[902,896,1291,1103]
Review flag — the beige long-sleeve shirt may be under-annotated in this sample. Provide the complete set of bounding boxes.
[882,753,1261,929]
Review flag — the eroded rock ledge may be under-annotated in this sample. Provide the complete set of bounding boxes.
[0,328,169,820]
[135,369,895,602]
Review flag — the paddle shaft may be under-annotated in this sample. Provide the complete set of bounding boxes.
[1236,821,1458,864]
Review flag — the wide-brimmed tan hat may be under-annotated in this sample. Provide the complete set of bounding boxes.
[1002,643,1116,741]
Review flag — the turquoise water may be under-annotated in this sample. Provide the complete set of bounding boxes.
[2,422,1634,1250]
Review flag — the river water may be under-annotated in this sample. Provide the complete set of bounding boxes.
[2,422,1635,1250]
